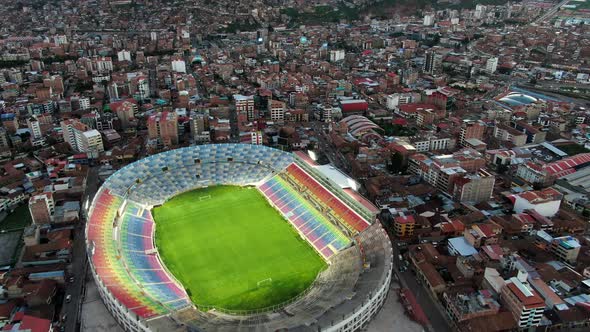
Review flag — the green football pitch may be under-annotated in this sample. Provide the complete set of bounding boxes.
[152,185,327,311]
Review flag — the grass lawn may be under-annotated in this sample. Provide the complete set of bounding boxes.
[0,205,32,231]
[152,186,327,311]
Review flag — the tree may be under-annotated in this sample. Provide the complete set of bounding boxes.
[389,152,405,174]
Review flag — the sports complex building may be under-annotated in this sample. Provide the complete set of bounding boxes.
[86,144,393,332]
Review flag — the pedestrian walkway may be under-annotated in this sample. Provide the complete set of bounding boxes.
[366,280,423,332]
[81,267,124,332]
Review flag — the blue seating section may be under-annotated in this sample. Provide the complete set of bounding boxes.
[104,144,294,205]
[119,202,191,311]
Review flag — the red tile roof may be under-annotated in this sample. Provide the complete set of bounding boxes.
[543,153,590,177]
[506,282,545,309]
[18,315,52,332]
[395,215,415,225]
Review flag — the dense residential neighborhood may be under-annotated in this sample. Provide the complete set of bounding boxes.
[0,0,590,331]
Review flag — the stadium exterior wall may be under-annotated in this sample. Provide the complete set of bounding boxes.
[324,262,392,332]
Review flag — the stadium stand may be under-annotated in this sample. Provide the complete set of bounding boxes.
[87,189,170,319]
[103,144,294,205]
[283,164,370,233]
[119,202,190,310]
[259,176,350,259]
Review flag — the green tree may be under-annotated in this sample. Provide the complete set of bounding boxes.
[389,152,405,174]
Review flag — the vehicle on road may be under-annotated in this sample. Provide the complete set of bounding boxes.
[66,294,72,303]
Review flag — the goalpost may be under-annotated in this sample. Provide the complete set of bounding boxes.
[199,195,212,201]
[257,278,272,288]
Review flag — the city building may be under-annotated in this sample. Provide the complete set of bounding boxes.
[234,94,257,120]
[117,50,131,62]
[512,188,562,217]
[516,153,590,187]
[386,93,415,110]
[443,291,501,323]
[171,59,187,73]
[501,273,545,328]
[459,120,485,147]
[393,214,415,237]
[535,231,581,264]
[423,14,435,26]
[113,100,137,129]
[424,50,442,74]
[268,100,285,123]
[493,124,527,147]
[147,111,179,147]
[61,119,88,150]
[0,127,10,151]
[79,130,105,158]
[486,57,498,74]
[29,193,54,225]
[26,118,42,140]
[453,169,495,203]
[329,49,345,62]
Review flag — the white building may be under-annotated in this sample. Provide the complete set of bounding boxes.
[474,5,487,19]
[27,118,42,140]
[137,78,150,101]
[79,97,90,110]
[96,57,113,73]
[171,59,187,73]
[79,129,104,158]
[250,131,263,145]
[53,35,68,45]
[386,93,414,110]
[501,273,545,328]
[513,188,562,217]
[117,50,131,62]
[329,50,345,62]
[486,57,498,74]
[423,14,435,26]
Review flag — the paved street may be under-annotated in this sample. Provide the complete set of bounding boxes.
[366,280,423,332]
[392,243,452,332]
[62,167,100,332]
[535,0,572,23]
[310,122,349,172]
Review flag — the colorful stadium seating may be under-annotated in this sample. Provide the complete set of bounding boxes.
[119,202,190,309]
[259,176,350,259]
[284,164,369,233]
[87,190,190,318]
[104,144,294,204]
[87,189,170,318]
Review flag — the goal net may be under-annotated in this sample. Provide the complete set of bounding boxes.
[257,278,272,288]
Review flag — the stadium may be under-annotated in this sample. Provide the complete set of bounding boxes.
[85,144,393,332]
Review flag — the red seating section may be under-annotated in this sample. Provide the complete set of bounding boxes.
[286,164,369,233]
